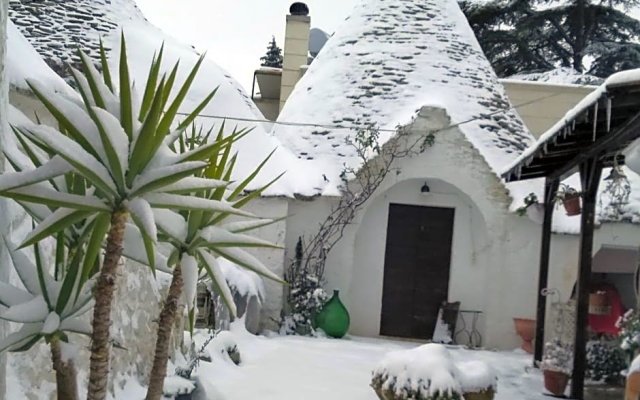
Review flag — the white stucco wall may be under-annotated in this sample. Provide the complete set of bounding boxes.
[239,197,289,330]
[284,106,549,350]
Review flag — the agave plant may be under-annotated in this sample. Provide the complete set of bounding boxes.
[0,37,250,400]
[144,125,285,400]
[0,234,94,400]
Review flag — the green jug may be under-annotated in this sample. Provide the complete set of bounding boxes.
[315,289,350,338]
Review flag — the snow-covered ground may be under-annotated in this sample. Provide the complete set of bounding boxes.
[186,322,548,400]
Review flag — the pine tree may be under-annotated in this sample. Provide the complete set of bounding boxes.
[260,36,283,68]
[460,0,640,78]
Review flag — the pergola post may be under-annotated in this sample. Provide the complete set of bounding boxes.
[570,159,603,400]
[534,178,559,365]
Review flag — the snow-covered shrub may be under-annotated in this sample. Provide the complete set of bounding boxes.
[209,257,265,333]
[540,339,573,375]
[586,341,626,384]
[281,237,329,335]
[618,309,640,357]
[371,344,496,400]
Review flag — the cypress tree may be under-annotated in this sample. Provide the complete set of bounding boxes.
[260,36,283,68]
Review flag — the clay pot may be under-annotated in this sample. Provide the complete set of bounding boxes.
[543,369,569,396]
[513,318,535,354]
[562,193,581,216]
[464,388,495,400]
[314,290,350,338]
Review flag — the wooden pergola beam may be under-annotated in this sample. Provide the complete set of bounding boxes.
[534,178,559,364]
[549,111,640,181]
[570,159,603,400]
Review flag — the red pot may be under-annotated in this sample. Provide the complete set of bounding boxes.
[563,194,581,216]
[513,318,535,354]
[543,369,569,396]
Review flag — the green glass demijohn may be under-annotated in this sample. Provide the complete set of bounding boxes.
[314,289,350,338]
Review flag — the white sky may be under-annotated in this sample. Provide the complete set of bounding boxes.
[134,0,359,92]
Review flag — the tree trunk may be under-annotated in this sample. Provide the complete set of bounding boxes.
[87,209,128,400]
[145,263,184,400]
[573,0,586,71]
[50,337,79,400]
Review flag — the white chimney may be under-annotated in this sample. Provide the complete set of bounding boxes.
[279,2,310,112]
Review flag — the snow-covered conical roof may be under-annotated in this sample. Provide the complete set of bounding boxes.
[273,0,535,177]
[8,0,318,196]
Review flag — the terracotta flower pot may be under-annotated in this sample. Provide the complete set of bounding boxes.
[543,369,569,396]
[464,388,495,400]
[513,318,535,354]
[562,193,581,216]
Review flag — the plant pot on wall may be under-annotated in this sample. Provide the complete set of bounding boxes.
[543,370,569,396]
[563,193,581,216]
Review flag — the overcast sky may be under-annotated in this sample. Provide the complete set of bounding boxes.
[134,0,359,92]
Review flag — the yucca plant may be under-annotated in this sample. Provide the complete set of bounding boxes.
[0,233,94,400]
[0,37,250,400]
[144,125,285,400]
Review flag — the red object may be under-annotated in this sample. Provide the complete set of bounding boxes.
[588,283,624,335]
[543,370,569,396]
[563,194,581,216]
[513,318,535,354]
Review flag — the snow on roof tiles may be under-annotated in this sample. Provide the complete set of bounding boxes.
[273,0,535,176]
[8,0,320,196]
[8,0,144,78]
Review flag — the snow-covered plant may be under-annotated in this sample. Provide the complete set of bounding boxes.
[145,124,284,400]
[371,344,496,400]
[586,341,626,384]
[0,37,245,400]
[0,236,95,400]
[554,184,580,202]
[617,309,640,359]
[516,192,539,216]
[540,339,573,375]
[281,237,329,336]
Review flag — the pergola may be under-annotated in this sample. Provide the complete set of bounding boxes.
[502,70,640,399]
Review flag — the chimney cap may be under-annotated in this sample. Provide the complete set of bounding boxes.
[289,2,309,16]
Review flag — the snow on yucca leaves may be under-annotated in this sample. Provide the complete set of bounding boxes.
[144,106,285,400]
[0,36,254,400]
[0,238,93,353]
[157,124,284,326]
[0,228,96,400]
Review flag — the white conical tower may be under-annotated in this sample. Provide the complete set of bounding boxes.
[273,0,534,175]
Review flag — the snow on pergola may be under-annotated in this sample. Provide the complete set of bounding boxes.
[502,68,640,400]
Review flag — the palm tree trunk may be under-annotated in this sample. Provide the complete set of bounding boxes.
[87,209,128,400]
[50,336,79,400]
[145,263,184,400]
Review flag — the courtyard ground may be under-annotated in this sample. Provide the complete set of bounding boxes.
[186,322,550,400]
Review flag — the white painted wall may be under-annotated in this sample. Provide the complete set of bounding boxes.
[285,106,548,349]
[239,197,289,330]
[0,1,8,398]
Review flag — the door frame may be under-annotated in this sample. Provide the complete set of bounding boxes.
[379,203,456,338]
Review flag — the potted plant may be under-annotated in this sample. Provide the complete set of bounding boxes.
[540,339,573,396]
[555,184,581,216]
[516,193,544,224]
